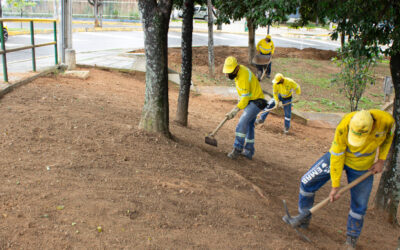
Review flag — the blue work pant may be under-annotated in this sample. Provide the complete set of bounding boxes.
[259,95,292,130]
[233,101,262,157]
[298,152,374,238]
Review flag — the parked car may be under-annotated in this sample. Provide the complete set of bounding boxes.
[2,25,8,42]
[178,5,215,21]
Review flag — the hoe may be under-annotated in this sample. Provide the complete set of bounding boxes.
[282,171,373,242]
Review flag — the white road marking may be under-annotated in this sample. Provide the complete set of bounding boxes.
[168,34,181,39]
[194,33,230,40]
[82,32,139,40]
[273,36,315,46]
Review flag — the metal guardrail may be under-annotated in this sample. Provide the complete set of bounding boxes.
[0,18,58,82]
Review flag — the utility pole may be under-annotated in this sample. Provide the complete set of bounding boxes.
[59,0,75,69]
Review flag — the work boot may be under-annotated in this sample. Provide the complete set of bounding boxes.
[266,74,271,79]
[283,127,289,134]
[345,235,358,250]
[255,118,264,125]
[241,150,253,160]
[227,148,242,159]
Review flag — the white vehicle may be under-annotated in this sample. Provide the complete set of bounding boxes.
[178,5,214,21]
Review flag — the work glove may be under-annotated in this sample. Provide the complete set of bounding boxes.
[226,107,240,120]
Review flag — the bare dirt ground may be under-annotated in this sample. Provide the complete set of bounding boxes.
[0,67,398,249]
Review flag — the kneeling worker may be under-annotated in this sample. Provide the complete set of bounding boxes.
[294,109,394,249]
[223,56,267,160]
[255,73,301,134]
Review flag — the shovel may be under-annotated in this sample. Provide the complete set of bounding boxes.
[282,171,373,241]
[205,116,229,147]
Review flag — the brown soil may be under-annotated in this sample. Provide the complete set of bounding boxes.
[136,46,337,80]
[0,68,397,249]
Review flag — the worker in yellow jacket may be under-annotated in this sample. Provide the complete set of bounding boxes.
[255,73,301,134]
[256,34,274,79]
[222,56,267,160]
[293,110,394,249]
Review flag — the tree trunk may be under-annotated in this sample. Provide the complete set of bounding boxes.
[138,0,172,136]
[340,31,345,49]
[175,0,194,126]
[375,51,400,225]
[94,0,100,27]
[207,0,214,77]
[99,3,103,27]
[247,18,256,65]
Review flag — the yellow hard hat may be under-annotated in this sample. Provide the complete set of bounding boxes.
[266,34,272,39]
[272,73,284,84]
[223,56,238,74]
[348,110,373,147]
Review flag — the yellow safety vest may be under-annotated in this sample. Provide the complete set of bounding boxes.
[273,77,301,102]
[234,65,265,110]
[257,39,275,55]
[329,109,395,187]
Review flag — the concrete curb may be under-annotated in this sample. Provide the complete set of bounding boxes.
[0,66,59,99]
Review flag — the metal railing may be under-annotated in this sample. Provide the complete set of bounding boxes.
[0,18,58,82]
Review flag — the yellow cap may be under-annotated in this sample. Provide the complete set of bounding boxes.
[223,56,238,74]
[266,34,272,39]
[272,73,284,84]
[348,110,373,147]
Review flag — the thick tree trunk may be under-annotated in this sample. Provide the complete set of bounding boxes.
[207,0,214,77]
[175,0,194,126]
[247,18,256,65]
[138,0,172,136]
[375,51,400,225]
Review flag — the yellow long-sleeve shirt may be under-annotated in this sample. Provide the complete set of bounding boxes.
[256,39,275,55]
[329,109,395,187]
[272,77,301,102]
[234,65,265,110]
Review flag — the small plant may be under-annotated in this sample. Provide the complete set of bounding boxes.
[331,42,380,111]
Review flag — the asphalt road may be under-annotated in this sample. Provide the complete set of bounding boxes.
[2,30,340,64]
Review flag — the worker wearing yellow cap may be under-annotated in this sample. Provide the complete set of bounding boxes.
[255,73,301,134]
[222,56,267,160]
[293,109,394,249]
[256,34,274,79]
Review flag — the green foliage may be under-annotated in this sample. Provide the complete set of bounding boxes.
[214,0,298,27]
[112,9,119,19]
[6,0,36,16]
[331,42,379,111]
[129,11,140,20]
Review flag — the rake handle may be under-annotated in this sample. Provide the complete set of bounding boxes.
[258,99,298,116]
[209,116,229,137]
[309,171,373,214]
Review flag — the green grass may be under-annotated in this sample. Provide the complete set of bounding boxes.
[8,28,27,32]
[183,50,390,113]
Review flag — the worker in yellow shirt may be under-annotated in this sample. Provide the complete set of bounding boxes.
[255,73,301,134]
[222,56,267,160]
[293,110,394,249]
[256,34,274,79]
